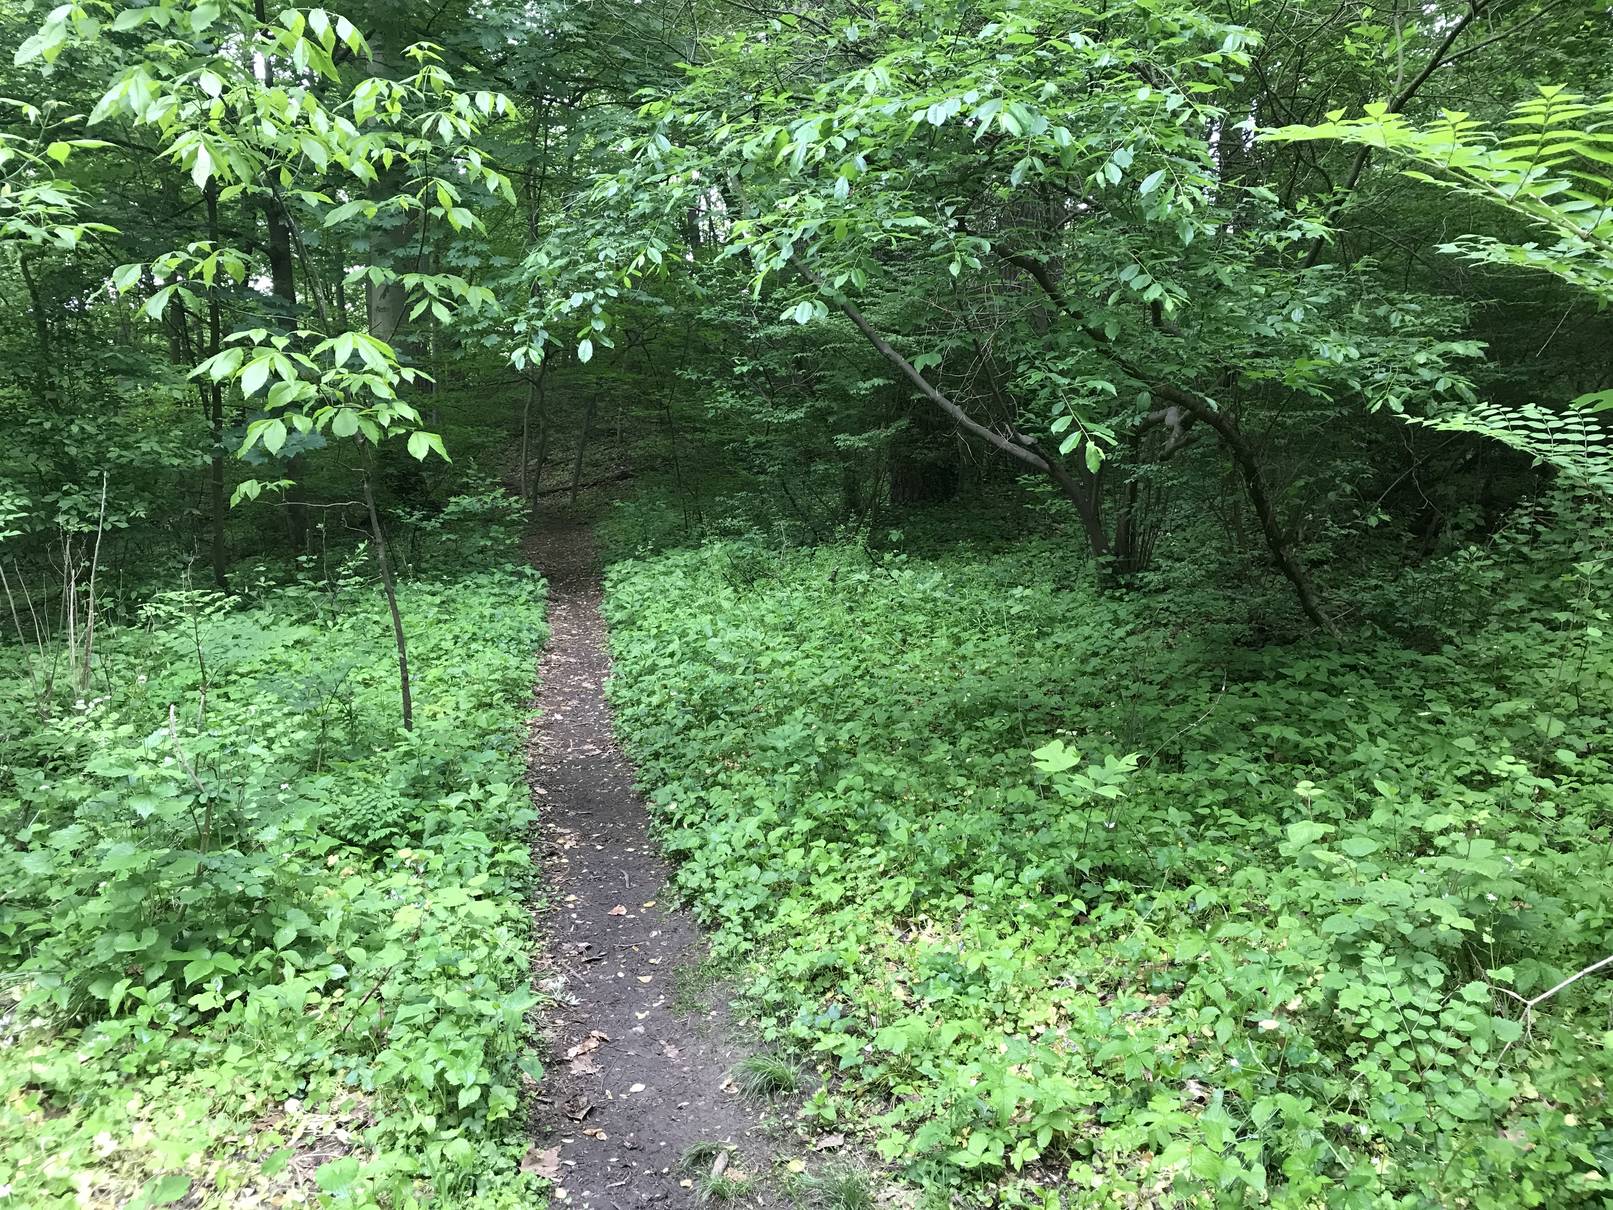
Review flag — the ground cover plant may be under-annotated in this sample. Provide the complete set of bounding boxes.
[0,492,547,1208]
[6,0,1613,1202]
[600,493,1613,1207]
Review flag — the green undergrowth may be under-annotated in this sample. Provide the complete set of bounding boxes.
[601,495,1613,1207]
[0,493,548,1208]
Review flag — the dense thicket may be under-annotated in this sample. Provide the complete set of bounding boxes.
[3,0,1612,1203]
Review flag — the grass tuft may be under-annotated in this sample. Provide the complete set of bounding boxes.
[679,1142,754,1202]
[679,1140,728,1171]
[733,1052,799,1097]
[809,1165,874,1210]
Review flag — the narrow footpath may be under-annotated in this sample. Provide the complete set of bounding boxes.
[523,521,775,1207]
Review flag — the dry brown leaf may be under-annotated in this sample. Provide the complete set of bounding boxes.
[564,1035,604,1060]
[607,905,627,916]
[813,1133,846,1151]
[521,1146,561,1180]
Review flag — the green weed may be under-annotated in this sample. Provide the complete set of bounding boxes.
[733,1052,800,1097]
[603,504,1613,1205]
[0,493,549,1206]
[807,1165,875,1210]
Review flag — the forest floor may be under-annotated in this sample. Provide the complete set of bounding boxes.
[522,519,781,1207]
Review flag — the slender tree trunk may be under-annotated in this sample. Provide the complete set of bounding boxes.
[1165,393,1338,634]
[205,181,229,590]
[531,412,549,498]
[251,7,309,552]
[364,27,412,354]
[519,364,548,502]
[570,397,598,504]
[362,471,413,731]
[252,0,296,323]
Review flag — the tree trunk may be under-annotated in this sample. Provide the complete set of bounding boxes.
[364,26,412,356]
[519,364,548,502]
[363,471,413,731]
[205,181,229,590]
[18,255,53,404]
[570,397,598,504]
[1163,391,1338,634]
[251,7,309,552]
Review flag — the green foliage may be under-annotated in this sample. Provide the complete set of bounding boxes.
[806,1165,876,1210]
[732,1052,800,1098]
[0,496,548,1207]
[602,504,1613,1205]
[1269,88,1613,303]
[1268,86,1613,498]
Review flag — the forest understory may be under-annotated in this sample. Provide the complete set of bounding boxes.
[3,0,1613,1205]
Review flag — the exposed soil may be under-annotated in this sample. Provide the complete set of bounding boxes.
[522,520,779,1207]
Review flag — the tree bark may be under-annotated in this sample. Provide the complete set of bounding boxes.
[364,26,412,354]
[1151,385,1339,634]
[205,181,229,590]
[519,364,548,502]
[570,397,598,504]
[254,0,298,323]
[363,470,413,731]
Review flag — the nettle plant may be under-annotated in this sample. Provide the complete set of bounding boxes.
[22,0,515,484]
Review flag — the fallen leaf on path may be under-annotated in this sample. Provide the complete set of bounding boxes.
[563,1096,593,1121]
[608,905,627,916]
[521,1146,561,1180]
[661,1042,681,1060]
[569,1055,600,1075]
[636,975,653,983]
[583,1128,607,1139]
[787,1159,806,1173]
[564,1036,603,1060]
[813,1133,846,1152]
[628,1082,645,1093]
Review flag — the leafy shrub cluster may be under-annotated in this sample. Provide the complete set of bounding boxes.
[0,494,547,1208]
[601,503,1613,1206]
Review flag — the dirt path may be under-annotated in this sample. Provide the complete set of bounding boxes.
[523,521,776,1207]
